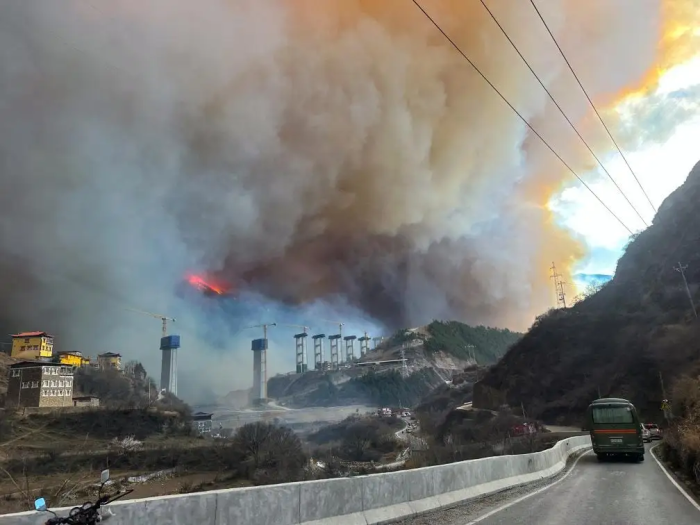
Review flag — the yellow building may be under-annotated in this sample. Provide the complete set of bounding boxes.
[97,352,121,371]
[57,351,90,368]
[10,331,54,360]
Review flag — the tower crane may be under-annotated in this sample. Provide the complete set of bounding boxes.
[318,319,344,336]
[277,323,308,333]
[127,307,175,337]
[241,322,277,339]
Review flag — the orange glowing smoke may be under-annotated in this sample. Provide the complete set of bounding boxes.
[186,273,233,296]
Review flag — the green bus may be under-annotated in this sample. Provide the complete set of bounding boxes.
[586,398,645,462]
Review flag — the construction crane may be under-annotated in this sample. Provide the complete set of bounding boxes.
[278,323,309,333]
[318,319,344,336]
[242,322,277,339]
[127,307,176,337]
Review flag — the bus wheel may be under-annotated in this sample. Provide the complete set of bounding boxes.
[596,454,605,462]
[638,454,645,462]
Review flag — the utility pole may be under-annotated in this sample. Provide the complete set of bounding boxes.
[674,262,697,318]
[465,344,476,364]
[400,344,409,378]
[550,262,567,308]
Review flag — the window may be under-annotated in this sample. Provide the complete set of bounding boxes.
[31,381,38,388]
[24,338,29,343]
[11,369,19,377]
[592,406,634,424]
[41,390,47,397]
[50,390,55,397]
[20,346,26,351]
[59,381,64,388]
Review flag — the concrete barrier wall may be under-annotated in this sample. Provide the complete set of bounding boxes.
[1,435,591,525]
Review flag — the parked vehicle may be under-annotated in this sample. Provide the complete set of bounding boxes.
[644,423,663,440]
[34,469,132,524]
[587,397,645,462]
[641,424,652,443]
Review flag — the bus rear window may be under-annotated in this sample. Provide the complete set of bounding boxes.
[592,406,633,424]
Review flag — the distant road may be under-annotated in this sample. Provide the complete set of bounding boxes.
[398,444,700,524]
[543,425,581,433]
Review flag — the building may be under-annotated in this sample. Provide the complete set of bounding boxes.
[191,412,213,435]
[57,351,90,368]
[72,395,100,407]
[10,332,54,361]
[97,352,121,371]
[6,361,74,408]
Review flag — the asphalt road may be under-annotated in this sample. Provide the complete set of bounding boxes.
[476,444,699,525]
[399,444,700,525]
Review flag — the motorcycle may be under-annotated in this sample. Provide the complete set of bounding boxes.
[34,469,133,524]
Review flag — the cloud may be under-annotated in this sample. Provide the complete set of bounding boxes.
[0,0,686,399]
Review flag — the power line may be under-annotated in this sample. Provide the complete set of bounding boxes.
[478,0,649,228]
[410,0,633,235]
[529,0,657,215]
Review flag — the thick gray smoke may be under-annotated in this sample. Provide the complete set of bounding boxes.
[0,0,670,400]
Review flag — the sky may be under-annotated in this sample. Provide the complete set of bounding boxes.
[1,1,699,401]
[552,56,700,293]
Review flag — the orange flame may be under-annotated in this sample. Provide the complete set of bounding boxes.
[186,273,232,295]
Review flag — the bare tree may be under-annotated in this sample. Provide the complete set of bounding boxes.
[231,422,307,483]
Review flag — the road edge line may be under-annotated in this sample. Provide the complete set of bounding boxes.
[464,448,591,524]
[650,443,700,512]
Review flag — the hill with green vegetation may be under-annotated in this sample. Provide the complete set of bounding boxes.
[422,321,522,363]
[474,160,700,425]
[382,321,521,365]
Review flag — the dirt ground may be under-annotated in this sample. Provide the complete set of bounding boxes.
[0,468,253,514]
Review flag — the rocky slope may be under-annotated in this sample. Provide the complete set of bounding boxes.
[242,321,521,409]
[474,160,700,424]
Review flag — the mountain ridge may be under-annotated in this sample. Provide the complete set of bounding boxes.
[474,160,700,423]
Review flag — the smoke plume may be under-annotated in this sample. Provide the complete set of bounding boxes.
[0,0,695,399]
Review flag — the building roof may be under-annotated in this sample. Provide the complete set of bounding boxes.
[57,351,83,356]
[192,412,213,419]
[11,331,52,338]
[98,352,121,358]
[10,360,62,368]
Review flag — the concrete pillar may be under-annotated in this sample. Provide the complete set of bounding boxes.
[359,336,370,356]
[312,334,326,370]
[328,334,341,368]
[344,335,357,362]
[251,338,268,403]
[294,332,308,374]
[159,335,181,396]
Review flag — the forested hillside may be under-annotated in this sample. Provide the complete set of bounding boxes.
[423,321,522,363]
[474,160,700,424]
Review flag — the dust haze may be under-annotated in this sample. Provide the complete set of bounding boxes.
[0,0,688,400]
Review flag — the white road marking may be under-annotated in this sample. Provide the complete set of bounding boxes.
[464,449,591,524]
[650,443,700,512]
